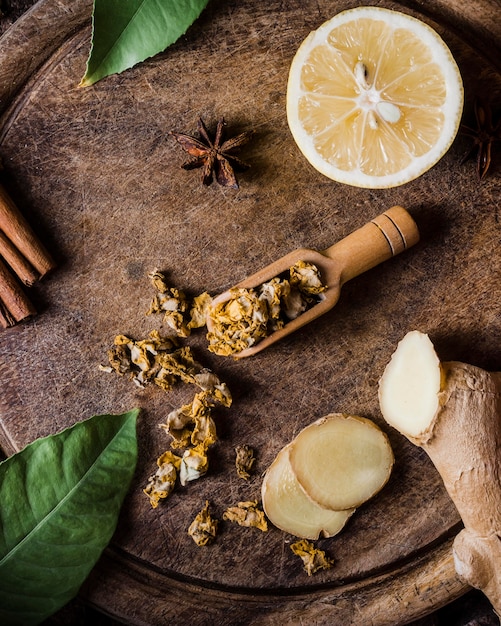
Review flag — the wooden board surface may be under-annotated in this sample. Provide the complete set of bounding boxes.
[0,0,500,623]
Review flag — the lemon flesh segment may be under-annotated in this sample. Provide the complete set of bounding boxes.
[287,7,464,188]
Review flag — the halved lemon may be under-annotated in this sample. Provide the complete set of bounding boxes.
[286,6,464,188]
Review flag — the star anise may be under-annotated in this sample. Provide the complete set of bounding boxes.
[460,99,501,180]
[170,117,252,189]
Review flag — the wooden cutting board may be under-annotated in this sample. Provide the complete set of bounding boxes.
[1,0,500,623]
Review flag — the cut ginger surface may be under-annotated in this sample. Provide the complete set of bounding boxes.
[262,413,394,540]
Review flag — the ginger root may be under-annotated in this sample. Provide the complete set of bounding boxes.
[379,330,501,617]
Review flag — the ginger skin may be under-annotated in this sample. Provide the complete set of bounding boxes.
[426,362,501,617]
[379,331,501,617]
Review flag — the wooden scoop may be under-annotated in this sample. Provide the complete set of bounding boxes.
[207,205,419,358]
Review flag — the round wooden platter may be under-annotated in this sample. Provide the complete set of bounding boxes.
[1,0,500,624]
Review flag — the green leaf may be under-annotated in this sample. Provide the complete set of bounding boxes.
[0,409,139,626]
[80,0,210,87]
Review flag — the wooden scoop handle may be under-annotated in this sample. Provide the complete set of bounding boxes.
[324,206,420,285]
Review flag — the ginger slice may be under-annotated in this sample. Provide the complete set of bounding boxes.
[289,413,394,511]
[262,444,355,540]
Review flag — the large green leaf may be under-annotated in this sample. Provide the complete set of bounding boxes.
[80,0,210,86]
[0,409,139,626]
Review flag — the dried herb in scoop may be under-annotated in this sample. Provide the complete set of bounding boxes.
[170,117,252,188]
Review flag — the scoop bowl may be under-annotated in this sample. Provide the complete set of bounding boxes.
[207,206,419,358]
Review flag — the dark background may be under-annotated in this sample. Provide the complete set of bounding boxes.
[0,0,499,624]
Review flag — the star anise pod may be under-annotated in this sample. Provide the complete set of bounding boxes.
[170,117,252,188]
[460,99,501,180]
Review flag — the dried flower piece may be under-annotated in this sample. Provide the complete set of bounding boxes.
[180,443,209,486]
[147,285,191,337]
[156,349,232,410]
[194,373,232,407]
[147,269,213,335]
[107,336,133,376]
[106,331,179,388]
[290,260,327,295]
[147,269,191,336]
[259,278,289,326]
[106,331,231,400]
[208,384,233,408]
[160,390,220,450]
[282,286,308,320]
[191,409,217,449]
[156,345,201,383]
[159,404,194,449]
[148,268,170,293]
[235,445,255,479]
[143,450,182,508]
[290,539,334,576]
[170,117,252,188]
[188,292,213,330]
[223,500,268,531]
[152,368,179,393]
[207,287,269,355]
[207,261,327,356]
[188,501,219,546]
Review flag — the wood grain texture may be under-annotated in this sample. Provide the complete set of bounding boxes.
[0,0,500,624]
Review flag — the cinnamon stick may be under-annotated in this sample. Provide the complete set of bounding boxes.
[0,256,36,325]
[0,301,14,329]
[0,230,39,286]
[0,183,55,278]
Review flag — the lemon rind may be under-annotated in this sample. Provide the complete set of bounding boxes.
[286,6,464,189]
